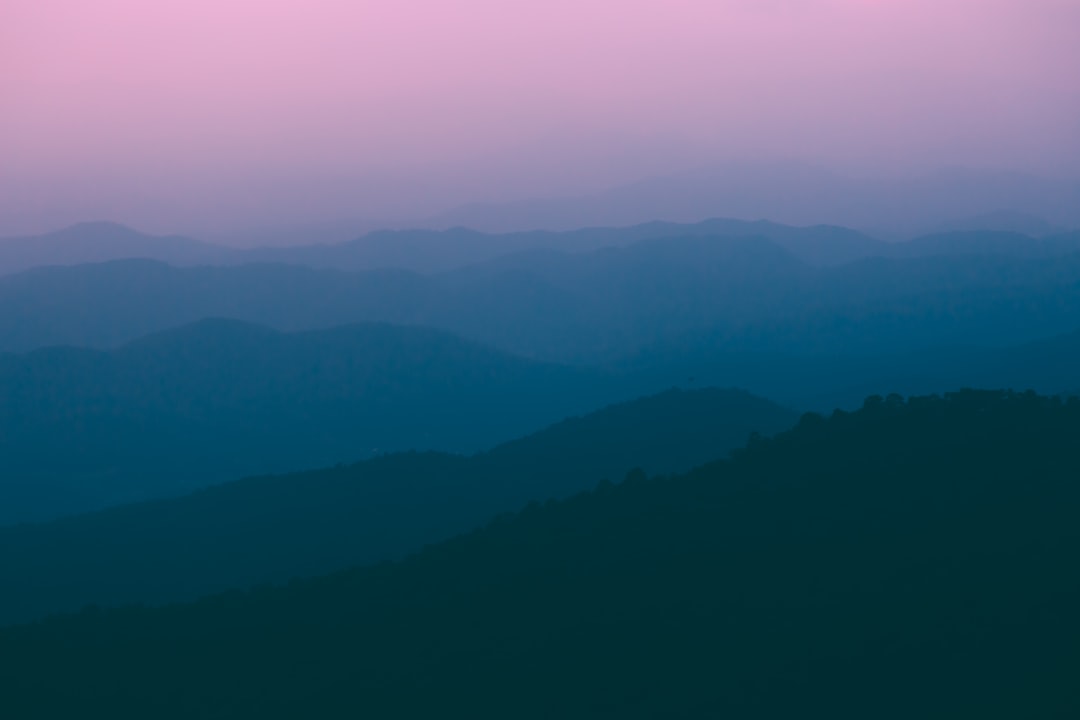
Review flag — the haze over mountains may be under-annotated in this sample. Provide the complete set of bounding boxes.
[5,211,1080,720]
[6,164,1079,244]
[7,1,1080,714]
[4,226,1080,363]
[423,165,1080,237]
[0,320,623,524]
[5,216,1080,530]
[5,309,1080,528]
[3,200,1078,277]
[929,210,1071,237]
[0,222,226,275]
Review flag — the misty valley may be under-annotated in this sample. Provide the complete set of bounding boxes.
[1,215,1079,718]
[8,0,1080,713]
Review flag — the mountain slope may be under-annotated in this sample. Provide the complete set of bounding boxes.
[929,210,1067,237]
[240,217,885,271]
[2,390,1078,718]
[424,164,1080,235]
[0,217,885,277]
[5,234,1080,362]
[0,319,622,524]
[625,327,1080,410]
[888,230,1080,258]
[0,222,225,275]
[0,388,795,625]
[0,260,436,352]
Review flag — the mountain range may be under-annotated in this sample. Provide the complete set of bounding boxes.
[7,311,1080,528]
[5,204,1080,718]
[0,319,625,524]
[0,222,225,275]
[3,390,1077,718]
[5,215,1078,280]
[4,231,1080,363]
[0,388,795,625]
[423,165,1080,236]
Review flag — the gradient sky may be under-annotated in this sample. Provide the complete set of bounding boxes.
[2,0,1078,236]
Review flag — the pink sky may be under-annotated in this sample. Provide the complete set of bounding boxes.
[2,0,1078,235]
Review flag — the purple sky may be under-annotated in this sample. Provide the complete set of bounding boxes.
[2,0,1078,237]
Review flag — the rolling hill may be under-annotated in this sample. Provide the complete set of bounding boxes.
[239,217,886,271]
[0,222,225,275]
[5,235,1080,363]
[0,388,795,625]
[2,390,1077,718]
[423,164,1080,236]
[887,229,1080,259]
[623,328,1080,410]
[0,319,625,524]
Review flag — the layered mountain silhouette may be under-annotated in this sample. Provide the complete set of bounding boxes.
[887,230,1080,259]
[239,217,885,270]
[5,234,1080,362]
[2,217,884,276]
[3,390,1078,718]
[423,164,1080,236]
[6,314,1079,529]
[0,222,225,275]
[626,328,1080,410]
[10,216,1078,280]
[0,388,795,625]
[928,210,1068,237]
[0,319,630,524]
[6,202,1080,720]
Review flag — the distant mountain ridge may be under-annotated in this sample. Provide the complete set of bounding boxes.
[889,230,1080,259]
[239,218,886,271]
[423,164,1080,236]
[8,216,1079,281]
[927,210,1069,237]
[0,222,226,275]
[5,234,1080,363]
[625,328,1080,411]
[3,217,884,276]
[0,319,628,524]
[7,310,1080,528]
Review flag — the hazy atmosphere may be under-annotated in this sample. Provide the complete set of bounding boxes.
[4,2,1080,717]
[3,0,1078,238]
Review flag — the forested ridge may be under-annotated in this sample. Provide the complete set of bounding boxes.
[0,387,794,625]
[3,389,1078,718]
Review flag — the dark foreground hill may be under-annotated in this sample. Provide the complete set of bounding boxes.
[0,319,627,524]
[3,389,1078,718]
[0,388,794,626]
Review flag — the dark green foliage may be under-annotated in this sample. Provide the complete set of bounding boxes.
[0,387,794,624]
[3,390,1078,718]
